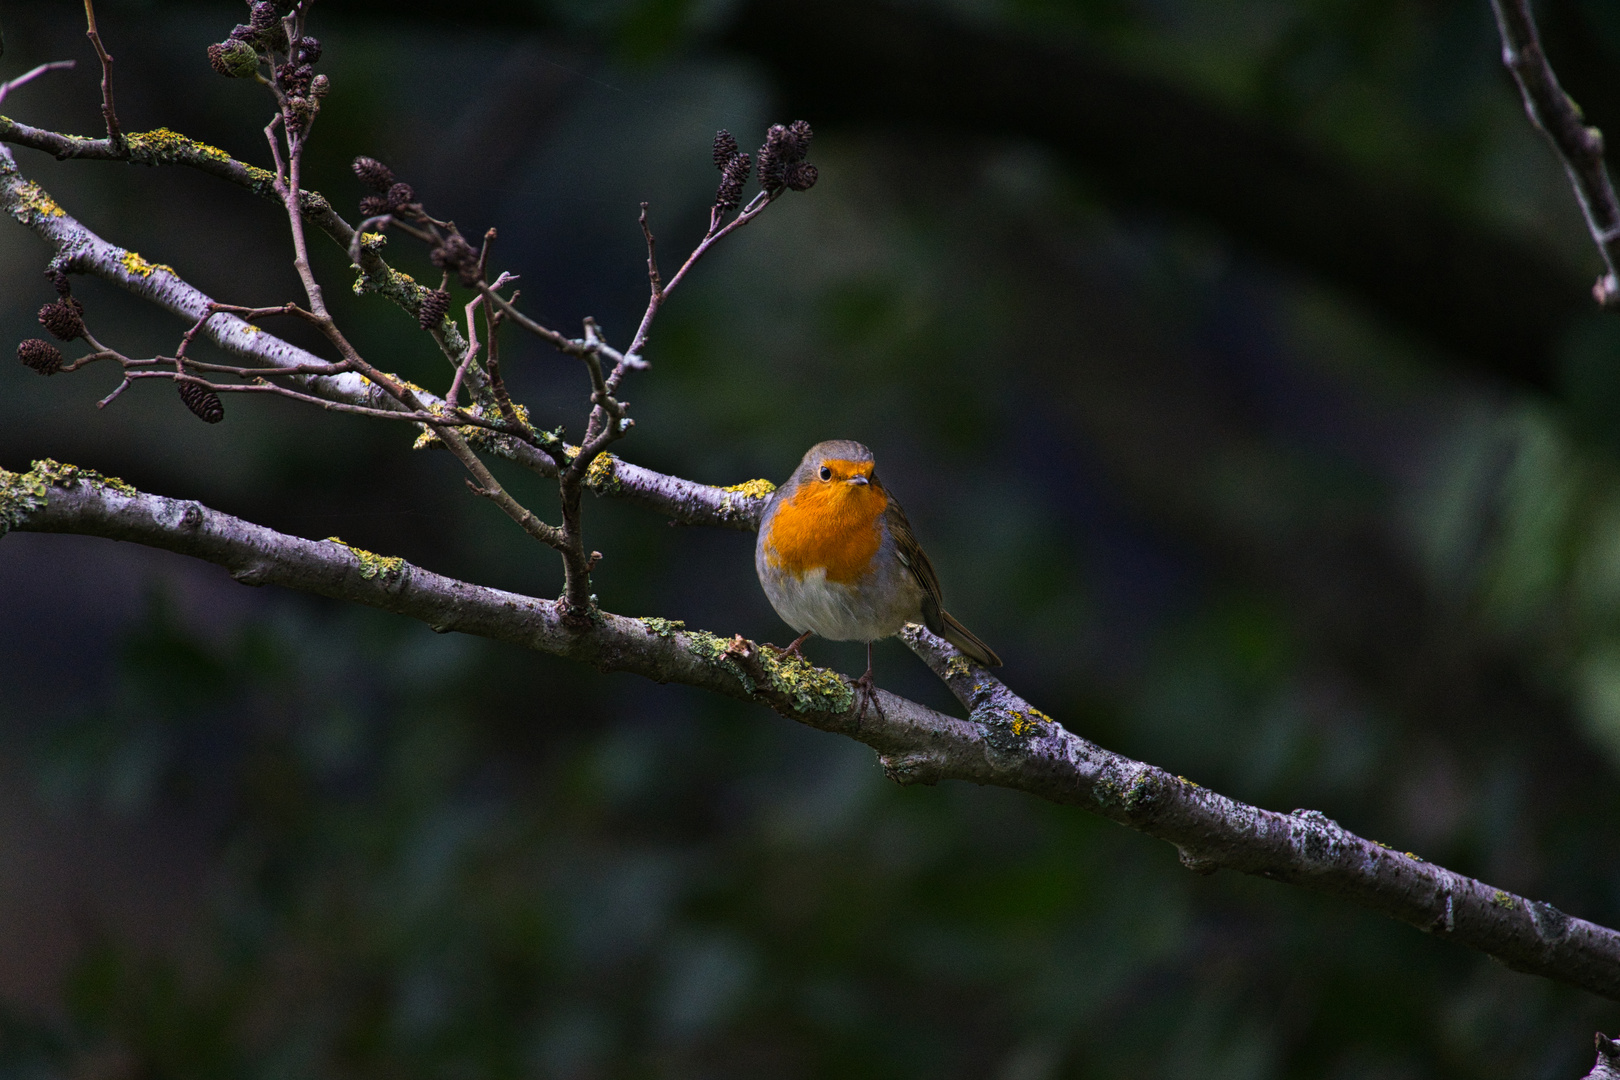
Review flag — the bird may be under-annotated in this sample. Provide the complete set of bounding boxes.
[754,440,1001,714]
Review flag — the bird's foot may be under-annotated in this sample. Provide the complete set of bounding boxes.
[851,671,887,726]
[766,630,814,663]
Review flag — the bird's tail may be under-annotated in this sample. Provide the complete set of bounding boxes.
[936,609,1002,668]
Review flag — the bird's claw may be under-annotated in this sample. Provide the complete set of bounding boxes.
[851,671,886,726]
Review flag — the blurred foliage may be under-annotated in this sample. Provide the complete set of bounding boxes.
[4,0,1620,1077]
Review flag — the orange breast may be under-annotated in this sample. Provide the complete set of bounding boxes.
[765,478,888,584]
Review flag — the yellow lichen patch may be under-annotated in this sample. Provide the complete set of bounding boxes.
[944,656,973,679]
[1006,710,1041,737]
[722,478,776,499]
[127,127,232,163]
[585,453,620,493]
[1491,890,1518,910]
[16,180,66,219]
[324,536,408,583]
[358,231,388,252]
[119,250,173,278]
[1177,775,1202,789]
[638,617,686,638]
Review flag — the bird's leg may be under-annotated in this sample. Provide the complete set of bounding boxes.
[851,640,887,725]
[767,629,814,661]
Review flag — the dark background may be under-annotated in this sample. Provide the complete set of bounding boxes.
[3,0,1620,1075]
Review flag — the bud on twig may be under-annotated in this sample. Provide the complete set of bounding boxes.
[276,61,313,97]
[178,379,225,423]
[207,39,260,79]
[38,298,85,341]
[418,288,450,330]
[17,339,64,376]
[246,0,288,51]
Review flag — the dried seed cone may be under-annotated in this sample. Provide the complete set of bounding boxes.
[713,129,740,169]
[716,153,752,210]
[386,181,416,211]
[358,194,391,218]
[249,1,279,33]
[783,161,818,192]
[757,125,791,193]
[430,233,480,285]
[18,338,63,376]
[418,288,451,330]
[38,298,85,341]
[208,39,260,79]
[178,379,225,423]
[352,156,395,192]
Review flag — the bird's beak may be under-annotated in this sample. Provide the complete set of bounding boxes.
[847,475,868,486]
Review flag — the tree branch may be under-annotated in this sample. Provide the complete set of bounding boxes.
[1490,0,1620,305]
[4,460,1620,1002]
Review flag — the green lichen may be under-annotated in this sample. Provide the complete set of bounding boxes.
[682,629,853,713]
[0,458,136,536]
[244,164,278,197]
[353,262,418,300]
[0,466,49,536]
[358,231,387,252]
[324,536,408,584]
[944,656,973,679]
[1492,890,1518,910]
[638,617,686,638]
[752,646,854,714]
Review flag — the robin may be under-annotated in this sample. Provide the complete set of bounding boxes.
[755,440,1001,712]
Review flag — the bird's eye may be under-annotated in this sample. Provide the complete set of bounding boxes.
[818,465,832,481]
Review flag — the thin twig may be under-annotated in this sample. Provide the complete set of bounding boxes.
[0,61,78,109]
[1490,0,1620,305]
[612,190,775,388]
[446,296,484,408]
[81,0,120,142]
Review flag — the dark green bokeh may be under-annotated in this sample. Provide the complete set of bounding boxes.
[3,1,1620,1076]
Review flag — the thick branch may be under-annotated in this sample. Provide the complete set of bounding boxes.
[1490,0,1620,304]
[5,462,1620,1001]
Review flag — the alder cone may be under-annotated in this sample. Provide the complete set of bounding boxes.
[418,288,450,330]
[38,298,85,341]
[177,379,225,423]
[18,338,64,375]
